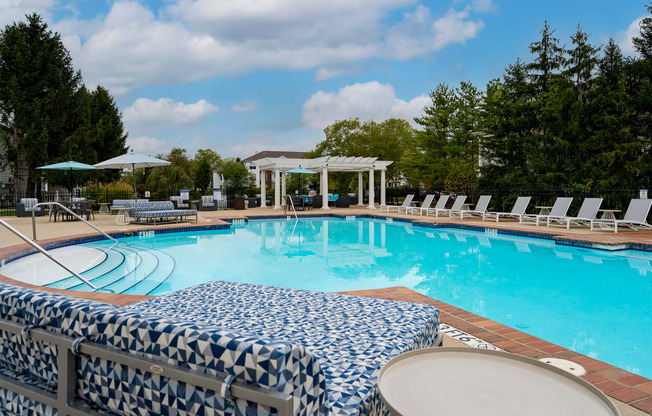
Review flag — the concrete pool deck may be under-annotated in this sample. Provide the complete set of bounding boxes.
[0,207,651,414]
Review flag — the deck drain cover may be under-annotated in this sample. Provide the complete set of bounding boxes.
[538,357,586,376]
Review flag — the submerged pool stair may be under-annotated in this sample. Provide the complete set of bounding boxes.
[45,244,175,295]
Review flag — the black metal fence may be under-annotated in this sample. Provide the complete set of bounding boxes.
[0,189,239,216]
[1,187,647,220]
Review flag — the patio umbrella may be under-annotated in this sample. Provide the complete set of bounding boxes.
[285,166,316,195]
[36,160,96,195]
[94,150,171,199]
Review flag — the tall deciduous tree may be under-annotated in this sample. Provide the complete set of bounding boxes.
[309,118,415,192]
[221,158,253,193]
[145,148,193,193]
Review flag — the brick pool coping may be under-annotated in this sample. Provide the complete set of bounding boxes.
[0,212,650,413]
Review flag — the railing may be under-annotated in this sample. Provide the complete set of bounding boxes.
[32,202,118,243]
[284,195,298,220]
[0,318,294,416]
[0,219,98,290]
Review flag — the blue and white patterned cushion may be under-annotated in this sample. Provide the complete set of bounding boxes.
[131,201,175,212]
[131,281,440,416]
[110,199,149,210]
[170,196,189,208]
[133,209,198,218]
[20,198,39,211]
[0,282,327,415]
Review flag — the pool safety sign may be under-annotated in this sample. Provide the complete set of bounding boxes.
[641,189,648,199]
[438,323,500,351]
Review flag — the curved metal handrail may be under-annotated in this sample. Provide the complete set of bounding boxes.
[0,219,98,290]
[32,202,117,243]
[284,195,298,220]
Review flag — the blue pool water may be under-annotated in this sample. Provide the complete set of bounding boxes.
[42,217,652,377]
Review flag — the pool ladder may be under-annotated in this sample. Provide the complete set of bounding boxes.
[284,196,298,220]
[31,202,118,243]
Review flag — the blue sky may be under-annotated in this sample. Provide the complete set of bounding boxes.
[1,0,646,159]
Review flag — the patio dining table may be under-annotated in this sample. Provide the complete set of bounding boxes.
[50,200,95,222]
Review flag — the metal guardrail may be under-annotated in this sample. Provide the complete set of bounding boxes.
[284,195,298,220]
[0,219,98,290]
[32,202,117,243]
[0,318,294,416]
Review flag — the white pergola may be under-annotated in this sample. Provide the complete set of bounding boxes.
[252,156,393,210]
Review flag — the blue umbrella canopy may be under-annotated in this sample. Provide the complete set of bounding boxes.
[37,161,97,194]
[36,161,96,170]
[286,166,316,195]
[286,166,316,174]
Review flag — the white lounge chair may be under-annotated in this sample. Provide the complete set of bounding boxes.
[432,195,466,217]
[406,194,436,216]
[451,195,492,219]
[483,196,531,222]
[381,194,415,213]
[547,198,603,229]
[590,199,652,233]
[425,195,450,217]
[521,197,573,225]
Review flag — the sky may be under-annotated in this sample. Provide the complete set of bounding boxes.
[0,0,647,159]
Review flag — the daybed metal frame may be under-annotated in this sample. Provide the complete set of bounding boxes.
[0,317,293,416]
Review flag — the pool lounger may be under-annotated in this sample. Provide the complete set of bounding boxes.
[130,200,198,224]
[483,196,531,222]
[0,281,439,416]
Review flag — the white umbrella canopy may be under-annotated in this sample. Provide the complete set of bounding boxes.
[94,150,170,199]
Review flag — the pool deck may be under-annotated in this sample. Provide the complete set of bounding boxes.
[0,207,651,414]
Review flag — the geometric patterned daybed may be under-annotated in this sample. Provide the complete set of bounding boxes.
[0,280,439,415]
[131,281,440,415]
[129,201,198,224]
[109,199,149,213]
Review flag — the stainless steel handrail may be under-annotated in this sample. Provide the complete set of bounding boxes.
[32,202,117,243]
[0,219,98,290]
[284,195,298,220]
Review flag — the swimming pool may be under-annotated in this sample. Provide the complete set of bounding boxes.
[2,217,651,378]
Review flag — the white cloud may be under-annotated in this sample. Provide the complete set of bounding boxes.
[0,0,56,29]
[55,0,490,93]
[123,97,219,131]
[386,6,485,60]
[618,16,643,56]
[228,133,314,158]
[127,136,168,155]
[301,81,429,129]
[231,100,258,113]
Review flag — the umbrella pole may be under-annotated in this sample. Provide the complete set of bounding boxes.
[133,163,137,200]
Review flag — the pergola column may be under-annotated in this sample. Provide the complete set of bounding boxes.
[321,167,329,210]
[281,172,287,206]
[367,168,375,209]
[380,169,386,207]
[357,171,364,206]
[273,168,281,209]
[260,170,267,208]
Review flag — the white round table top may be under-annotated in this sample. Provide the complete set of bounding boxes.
[378,347,619,416]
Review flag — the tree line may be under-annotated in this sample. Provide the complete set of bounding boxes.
[0,14,128,202]
[312,3,652,194]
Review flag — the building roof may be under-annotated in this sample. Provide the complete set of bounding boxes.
[240,151,307,164]
[253,156,392,172]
